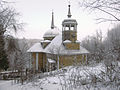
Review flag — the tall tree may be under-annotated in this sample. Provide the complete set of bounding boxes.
[0,25,9,70]
[0,1,22,71]
[104,24,120,62]
[81,30,104,63]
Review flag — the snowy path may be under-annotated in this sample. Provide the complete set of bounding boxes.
[0,80,12,90]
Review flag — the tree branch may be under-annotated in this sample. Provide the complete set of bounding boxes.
[96,7,120,21]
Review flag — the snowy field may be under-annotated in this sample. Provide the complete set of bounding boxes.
[0,63,110,90]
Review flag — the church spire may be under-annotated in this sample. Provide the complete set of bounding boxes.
[51,11,54,29]
[67,4,72,18]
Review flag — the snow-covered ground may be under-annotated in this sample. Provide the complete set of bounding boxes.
[0,63,109,90]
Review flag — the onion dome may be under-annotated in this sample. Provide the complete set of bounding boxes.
[43,28,60,38]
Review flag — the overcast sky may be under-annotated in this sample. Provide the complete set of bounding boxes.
[8,0,113,41]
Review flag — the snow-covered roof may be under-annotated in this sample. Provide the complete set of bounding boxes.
[76,40,80,43]
[62,18,78,25]
[44,34,64,54]
[27,34,89,55]
[27,43,44,52]
[43,28,60,38]
[48,59,56,63]
[41,40,51,43]
[44,34,89,55]
[63,40,71,43]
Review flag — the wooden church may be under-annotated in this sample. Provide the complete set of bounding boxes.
[27,5,89,72]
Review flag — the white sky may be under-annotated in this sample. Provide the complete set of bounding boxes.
[8,0,113,41]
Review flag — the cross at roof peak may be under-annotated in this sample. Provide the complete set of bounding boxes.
[51,10,54,29]
[67,3,72,18]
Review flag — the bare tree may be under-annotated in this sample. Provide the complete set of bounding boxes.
[81,25,120,89]
[0,0,22,71]
[78,0,120,22]
[81,30,104,63]
[8,38,29,84]
[15,39,29,84]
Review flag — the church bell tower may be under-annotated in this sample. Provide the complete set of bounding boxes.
[62,4,78,42]
[62,4,80,50]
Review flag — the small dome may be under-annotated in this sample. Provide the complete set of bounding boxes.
[43,28,60,38]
